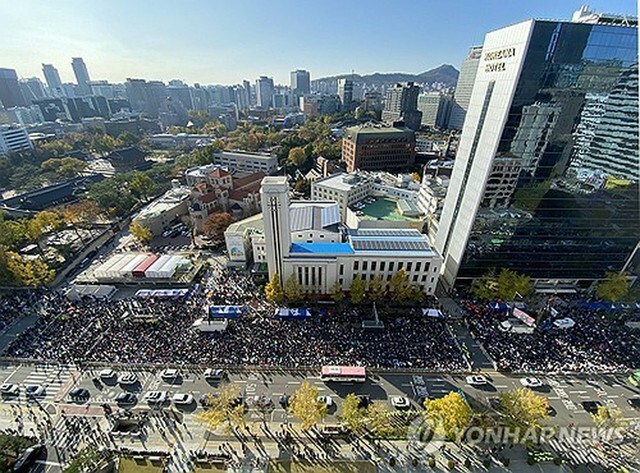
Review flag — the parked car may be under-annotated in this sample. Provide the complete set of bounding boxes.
[24,385,46,398]
[160,369,180,381]
[172,393,194,405]
[118,373,138,385]
[115,393,137,406]
[627,397,640,409]
[317,395,334,407]
[69,388,90,401]
[143,391,167,404]
[99,369,116,379]
[12,443,45,472]
[466,375,489,386]
[0,384,19,396]
[204,368,226,381]
[390,396,410,409]
[520,377,543,388]
[582,400,603,414]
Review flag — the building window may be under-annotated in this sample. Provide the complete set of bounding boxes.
[406,262,412,272]
[362,261,368,271]
[413,274,419,282]
[415,262,421,272]
[354,261,359,271]
[371,261,376,271]
[339,264,344,276]
[389,262,394,272]
[380,261,386,272]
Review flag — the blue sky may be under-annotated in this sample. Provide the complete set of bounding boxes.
[2,0,636,85]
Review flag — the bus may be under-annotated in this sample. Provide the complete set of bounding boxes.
[628,371,640,387]
[321,366,366,383]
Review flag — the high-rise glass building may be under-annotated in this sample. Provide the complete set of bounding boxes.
[435,14,638,286]
[42,64,63,97]
[448,45,482,130]
[71,58,92,96]
[290,69,310,97]
[0,68,26,108]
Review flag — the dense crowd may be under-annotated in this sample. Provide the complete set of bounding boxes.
[464,299,640,373]
[0,291,44,334]
[2,266,466,370]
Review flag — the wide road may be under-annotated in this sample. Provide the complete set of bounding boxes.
[0,361,638,472]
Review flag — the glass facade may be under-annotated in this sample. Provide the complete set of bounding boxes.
[459,21,639,281]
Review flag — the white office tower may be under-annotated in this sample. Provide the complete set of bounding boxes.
[448,46,482,130]
[261,176,292,278]
[435,15,638,287]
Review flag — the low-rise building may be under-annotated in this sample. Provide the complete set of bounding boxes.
[149,133,218,149]
[342,124,415,172]
[213,150,278,174]
[0,124,32,155]
[187,164,264,231]
[134,182,191,235]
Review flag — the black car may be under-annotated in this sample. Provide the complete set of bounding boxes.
[582,400,603,414]
[69,388,90,400]
[546,405,557,417]
[627,398,640,409]
[356,395,371,408]
[13,443,45,472]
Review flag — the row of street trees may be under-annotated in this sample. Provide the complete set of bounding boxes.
[196,383,627,446]
[474,267,632,303]
[264,269,423,305]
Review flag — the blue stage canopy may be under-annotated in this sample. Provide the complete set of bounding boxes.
[275,308,312,320]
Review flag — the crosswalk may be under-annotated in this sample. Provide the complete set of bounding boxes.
[23,364,74,402]
[546,434,639,470]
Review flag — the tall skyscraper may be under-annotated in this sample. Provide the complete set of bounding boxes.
[256,76,274,109]
[0,68,26,108]
[382,82,422,131]
[418,92,452,128]
[290,70,311,97]
[20,77,47,102]
[435,13,639,287]
[71,58,92,96]
[42,64,63,97]
[448,45,482,130]
[337,78,354,111]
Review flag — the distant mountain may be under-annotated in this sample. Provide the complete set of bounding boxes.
[313,64,459,89]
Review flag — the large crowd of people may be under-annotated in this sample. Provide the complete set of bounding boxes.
[2,266,466,370]
[463,299,640,373]
[2,263,638,374]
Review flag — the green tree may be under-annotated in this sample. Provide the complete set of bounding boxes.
[591,405,627,430]
[498,388,549,440]
[340,393,368,434]
[366,402,396,437]
[116,131,140,147]
[196,383,245,433]
[202,212,235,241]
[284,274,303,302]
[389,269,413,302]
[129,171,154,201]
[596,272,629,302]
[368,274,387,301]
[41,157,87,178]
[424,392,472,442]
[349,276,366,304]
[265,273,284,303]
[129,220,153,245]
[6,251,54,286]
[287,147,307,167]
[288,381,328,430]
[472,268,499,300]
[496,268,532,300]
[330,280,345,302]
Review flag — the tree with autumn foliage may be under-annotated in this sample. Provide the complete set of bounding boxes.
[288,381,327,430]
[202,212,235,241]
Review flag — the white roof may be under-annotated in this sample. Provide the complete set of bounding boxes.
[289,201,340,231]
[314,172,370,192]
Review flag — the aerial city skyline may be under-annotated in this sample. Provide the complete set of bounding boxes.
[0,2,638,472]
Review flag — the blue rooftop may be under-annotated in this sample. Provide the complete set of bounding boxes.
[290,243,354,254]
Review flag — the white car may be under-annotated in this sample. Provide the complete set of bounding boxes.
[466,375,489,386]
[99,369,116,379]
[520,377,543,388]
[0,384,19,395]
[118,373,138,385]
[203,368,226,381]
[160,369,180,380]
[390,396,410,409]
[25,385,46,398]
[317,395,333,407]
[171,393,194,405]
[143,391,167,404]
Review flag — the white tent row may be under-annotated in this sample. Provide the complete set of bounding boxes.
[120,254,148,276]
[145,255,189,279]
[94,253,138,280]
